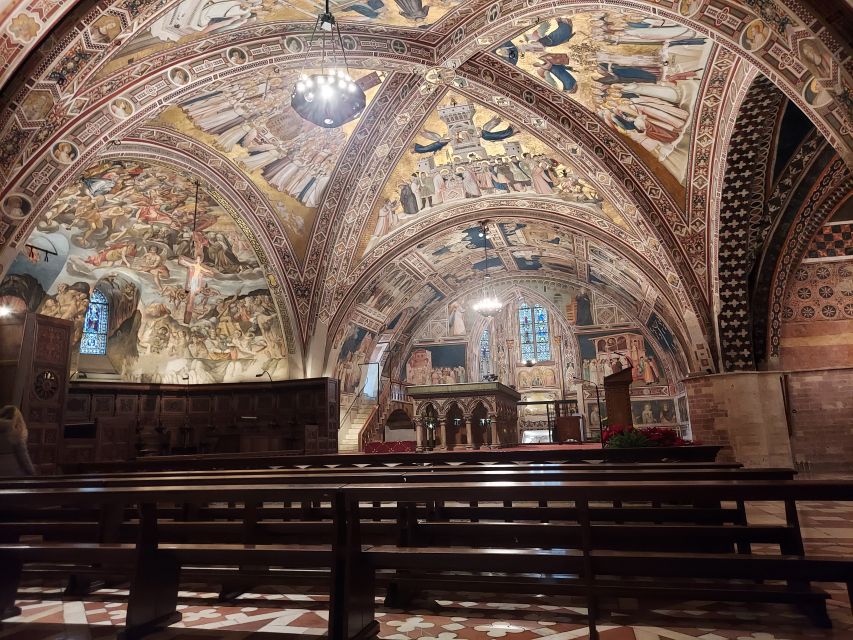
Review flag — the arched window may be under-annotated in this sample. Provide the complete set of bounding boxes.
[518,303,551,362]
[80,289,109,355]
[479,328,491,380]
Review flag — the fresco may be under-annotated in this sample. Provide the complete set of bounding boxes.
[517,365,558,389]
[362,93,624,253]
[0,160,288,383]
[405,343,467,385]
[499,11,712,183]
[631,398,677,425]
[334,324,377,395]
[99,0,464,77]
[155,69,382,256]
[577,329,666,386]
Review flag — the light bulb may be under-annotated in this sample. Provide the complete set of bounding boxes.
[317,75,325,85]
[338,79,346,89]
[296,81,305,92]
[320,84,333,100]
[305,77,313,87]
[347,82,356,92]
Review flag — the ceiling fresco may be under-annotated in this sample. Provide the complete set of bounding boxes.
[97,0,464,77]
[153,67,383,257]
[0,0,851,380]
[341,220,666,340]
[0,160,289,383]
[498,11,712,184]
[360,91,627,256]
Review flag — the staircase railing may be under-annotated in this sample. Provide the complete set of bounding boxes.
[359,374,390,450]
[339,362,380,439]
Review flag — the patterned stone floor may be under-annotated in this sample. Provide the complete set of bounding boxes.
[2,498,853,640]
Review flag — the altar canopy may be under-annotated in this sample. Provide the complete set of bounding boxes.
[408,382,521,450]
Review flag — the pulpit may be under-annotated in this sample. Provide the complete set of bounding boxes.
[407,382,521,450]
[603,368,634,427]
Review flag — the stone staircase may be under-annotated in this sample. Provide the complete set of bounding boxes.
[338,402,377,453]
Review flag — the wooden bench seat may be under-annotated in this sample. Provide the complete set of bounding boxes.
[339,480,853,640]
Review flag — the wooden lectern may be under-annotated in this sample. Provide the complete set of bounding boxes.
[603,368,633,427]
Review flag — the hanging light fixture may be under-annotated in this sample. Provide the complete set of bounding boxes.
[290,0,366,128]
[472,221,503,316]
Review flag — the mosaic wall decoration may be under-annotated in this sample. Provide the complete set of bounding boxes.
[783,262,853,323]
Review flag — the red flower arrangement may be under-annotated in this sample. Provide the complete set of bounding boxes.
[602,424,690,448]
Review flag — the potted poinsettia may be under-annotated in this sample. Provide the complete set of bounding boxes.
[601,424,718,462]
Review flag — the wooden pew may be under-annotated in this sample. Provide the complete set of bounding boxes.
[0,483,371,640]
[341,480,853,638]
[63,445,724,473]
[1,464,793,489]
[3,479,852,639]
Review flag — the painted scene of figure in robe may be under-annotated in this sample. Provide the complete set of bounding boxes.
[577,329,666,387]
[363,93,624,253]
[0,160,288,384]
[405,343,467,386]
[498,10,712,183]
[334,324,378,395]
[154,69,382,253]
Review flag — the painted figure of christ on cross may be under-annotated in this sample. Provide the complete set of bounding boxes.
[180,255,215,324]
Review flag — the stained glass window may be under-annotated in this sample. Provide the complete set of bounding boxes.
[80,289,109,355]
[479,329,491,380]
[518,303,551,362]
[519,304,535,362]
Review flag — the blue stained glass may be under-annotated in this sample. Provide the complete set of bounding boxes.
[518,305,535,361]
[534,305,551,361]
[80,289,109,355]
[518,303,550,362]
[479,329,491,379]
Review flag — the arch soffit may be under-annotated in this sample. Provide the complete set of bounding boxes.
[2,0,850,158]
[326,251,696,383]
[0,54,406,277]
[329,208,695,332]
[385,275,689,385]
[765,164,852,360]
[308,82,705,329]
[437,0,853,164]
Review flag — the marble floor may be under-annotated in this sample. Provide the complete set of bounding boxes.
[2,498,852,640]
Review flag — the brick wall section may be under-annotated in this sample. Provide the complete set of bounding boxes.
[786,367,853,469]
[684,377,735,462]
[684,372,793,467]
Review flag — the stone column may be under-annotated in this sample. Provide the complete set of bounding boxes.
[438,419,447,450]
[464,416,474,449]
[489,414,498,448]
[415,417,424,451]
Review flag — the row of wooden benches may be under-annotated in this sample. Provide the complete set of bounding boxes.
[62,444,724,473]
[1,468,852,639]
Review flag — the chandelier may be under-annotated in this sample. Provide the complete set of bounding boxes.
[290,0,366,128]
[472,221,503,316]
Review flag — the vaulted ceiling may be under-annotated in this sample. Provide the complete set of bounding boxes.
[0,0,850,378]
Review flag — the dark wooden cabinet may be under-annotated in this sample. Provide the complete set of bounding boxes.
[65,377,340,461]
[0,312,73,467]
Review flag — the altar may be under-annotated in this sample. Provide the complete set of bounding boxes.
[407,382,521,450]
